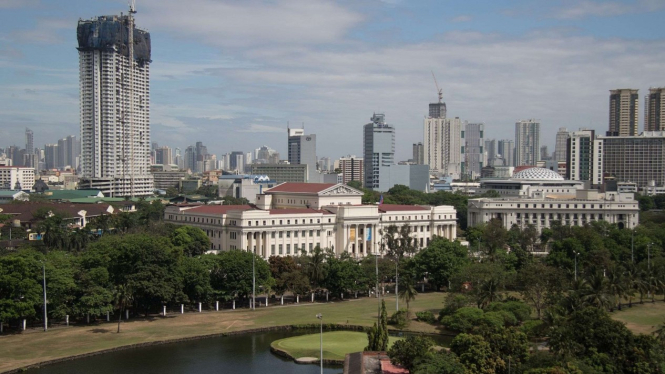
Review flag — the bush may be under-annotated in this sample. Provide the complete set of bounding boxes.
[485,301,531,322]
[389,309,410,329]
[439,294,470,320]
[388,335,435,372]
[441,307,483,332]
[479,312,506,331]
[416,310,436,324]
[521,319,545,339]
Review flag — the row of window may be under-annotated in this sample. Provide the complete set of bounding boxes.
[270,243,320,255]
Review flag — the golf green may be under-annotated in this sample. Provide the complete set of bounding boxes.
[271,331,401,361]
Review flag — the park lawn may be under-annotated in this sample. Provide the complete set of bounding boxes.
[271,331,401,361]
[611,301,665,335]
[0,293,446,374]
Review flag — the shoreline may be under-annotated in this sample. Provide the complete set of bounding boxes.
[0,324,368,374]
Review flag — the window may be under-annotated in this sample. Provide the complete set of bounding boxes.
[286,244,291,254]
[294,231,298,237]
[271,232,275,238]
[230,232,237,239]
[271,245,275,255]
[286,231,291,238]
[263,221,266,225]
[287,220,290,224]
[309,243,313,251]
[317,230,321,237]
[279,244,283,254]
[302,230,306,236]
[279,232,283,238]
[279,220,283,225]
[295,220,298,224]
[309,230,314,237]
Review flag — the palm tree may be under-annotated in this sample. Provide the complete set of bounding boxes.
[624,265,640,307]
[476,278,501,308]
[653,322,665,345]
[607,266,626,310]
[579,271,612,310]
[308,246,326,288]
[114,284,133,333]
[398,277,418,313]
[69,228,90,252]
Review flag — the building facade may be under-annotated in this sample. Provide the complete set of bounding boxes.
[164,182,457,258]
[0,166,35,191]
[515,119,540,166]
[363,113,395,189]
[412,143,424,165]
[600,131,665,188]
[555,127,569,162]
[337,155,364,185]
[465,123,484,178]
[288,128,317,182]
[250,164,308,183]
[608,89,639,136]
[645,87,665,132]
[566,129,603,187]
[77,14,153,196]
[497,139,514,167]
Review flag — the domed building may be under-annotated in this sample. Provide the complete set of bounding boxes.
[477,167,583,198]
[468,166,639,239]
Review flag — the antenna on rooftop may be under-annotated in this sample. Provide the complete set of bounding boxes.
[431,71,442,103]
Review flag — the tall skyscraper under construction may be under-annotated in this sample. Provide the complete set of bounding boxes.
[77,8,153,196]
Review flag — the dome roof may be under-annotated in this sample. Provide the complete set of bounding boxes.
[512,167,564,181]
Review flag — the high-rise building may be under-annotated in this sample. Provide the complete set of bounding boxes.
[540,145,549,161]
[25,128,33,156]
[497,139,514,167]
[566,129,603,186]
[229,151,245,171]
[44,144,58,170]
[485,139,496,161]
[423,94,464,178]
[645,87,665,132]
[608,89,639,136]
[77,13,153,196]
[337,155,363,185]
[287,128,317,182]
[363,113,394,189]
[155,146,173,165]
[555,127,569,162]
[515,119,540,166]
[464,123,484,178]
[600,131,665,188]
[412,143,424,165]
[56,135,79,170]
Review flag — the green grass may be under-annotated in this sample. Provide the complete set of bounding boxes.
[611,301,665,335]
[0,293,446,373]
[271,331,401,361]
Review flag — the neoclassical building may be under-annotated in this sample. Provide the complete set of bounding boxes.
[468,167,639,233]
[164,182,457,259]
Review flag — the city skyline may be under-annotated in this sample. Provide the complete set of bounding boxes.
[1,0,665,161]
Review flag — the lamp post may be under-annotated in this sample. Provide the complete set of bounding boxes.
[252,245,256,311]
[574,251,579,282]
[316,313,323,374]
[41,261,47,332]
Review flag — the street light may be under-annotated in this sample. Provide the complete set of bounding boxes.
[41,261,47,332]
[574,251,579,281]
[316,313,323,374]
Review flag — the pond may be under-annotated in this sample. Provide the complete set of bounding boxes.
[25,330,342,374]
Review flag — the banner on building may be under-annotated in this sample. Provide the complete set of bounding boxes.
[366,227,371,241]
[350,227,356,241]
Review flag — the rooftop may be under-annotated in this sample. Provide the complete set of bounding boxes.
[265,183,336,194]
[512,167,564,181]
[268,208,334,215]
[378,204,430,212]
[181,205,255,215]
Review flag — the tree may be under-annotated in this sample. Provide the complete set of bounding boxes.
[306,246,327,288]
[398,276,418,313]
[113,284,132,333]
[412,351,465,374]
[382,224,417,309]
[269,256,299,296]
[450,333,503,374]
[0,254,43,327]
[209,250,272,301]
[38,214,69,250]
[412,237,469,291]
[178,256,213,305]
[366,299,389,351]
[170,226,211,257]
[578,271,612,310]
[347,180,362,190]
[323,253,363,297]
[388,335,435,373]
[482,219,508,261]
[517,262,565,319]
[69,228,90,252]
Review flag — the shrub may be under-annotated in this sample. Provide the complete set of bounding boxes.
[485,301,532,322]
[388,335,435,372]
[416,310,436,324]
[439,294,470,320]
[479,312,506,331]
[521,319,545,339]
[441,307,483,332]
[389,309,410,329]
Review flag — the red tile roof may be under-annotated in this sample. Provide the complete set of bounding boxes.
[268,208,334,215]
[378,204,429,212]
[185,205,254,215]
[380,359,409,374]
[265,183,336,194]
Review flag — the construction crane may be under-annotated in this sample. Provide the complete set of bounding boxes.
[128,0,136,198]
[431,71,442,103]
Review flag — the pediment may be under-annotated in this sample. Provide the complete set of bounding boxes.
[320,184,363,196]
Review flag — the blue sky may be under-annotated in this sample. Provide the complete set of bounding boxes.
[1,0,665,161]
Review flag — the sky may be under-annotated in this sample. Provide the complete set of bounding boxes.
[1,0,665,162]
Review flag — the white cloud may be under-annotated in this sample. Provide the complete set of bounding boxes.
[140,0,363,47]
[0,0,40,9]
[238,124,284,133]
[553,0,665,19]
[451,15,472,22]
[12,18,70,44]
